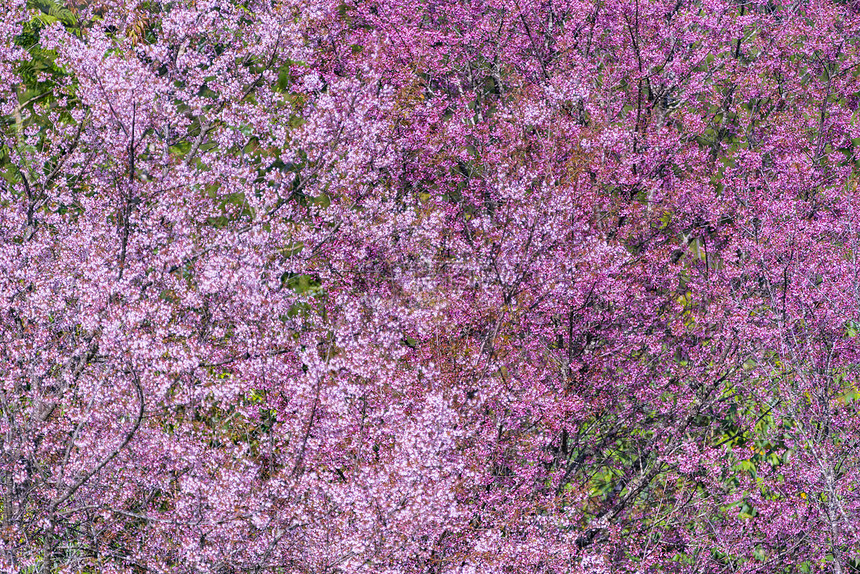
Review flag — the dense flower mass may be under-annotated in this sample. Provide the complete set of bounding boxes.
[3,0,860,572]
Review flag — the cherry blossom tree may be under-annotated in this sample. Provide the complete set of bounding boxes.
[3,0,860,572]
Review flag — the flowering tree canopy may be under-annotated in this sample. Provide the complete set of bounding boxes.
[3,0,860,572]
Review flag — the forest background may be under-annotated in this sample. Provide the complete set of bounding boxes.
[2,0,860,572]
